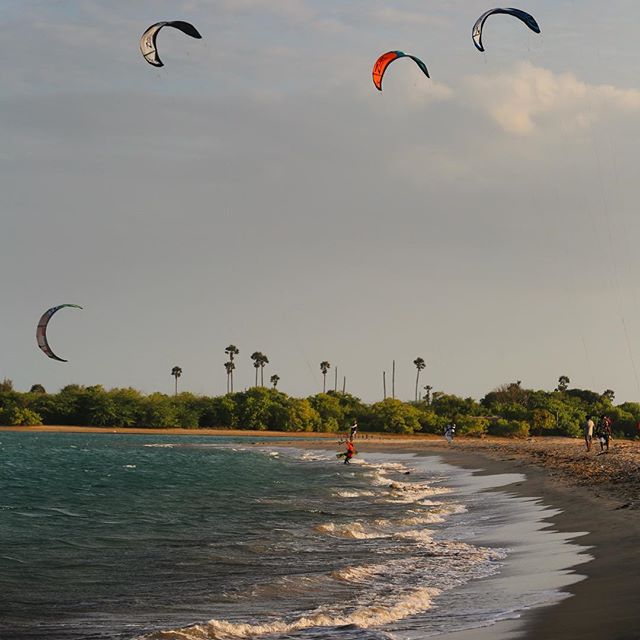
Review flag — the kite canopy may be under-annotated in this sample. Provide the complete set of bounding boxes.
[372,51,430,91]
[472,8,540,52]
[36,304,83,363]
[139,21,202,67]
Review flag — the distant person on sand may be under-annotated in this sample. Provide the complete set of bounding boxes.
[596,415,612,453]
[444,422,456,443]
[583,415,595,451]
[349,419,358,442]
[344,440,355,464]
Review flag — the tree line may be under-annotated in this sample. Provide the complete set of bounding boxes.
[1,376,639,438]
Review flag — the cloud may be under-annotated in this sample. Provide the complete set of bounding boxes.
[465,62,640,135]
[371,7,447,27]
[214,0,314,21]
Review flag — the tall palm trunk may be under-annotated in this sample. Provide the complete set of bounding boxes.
[392,360,395,399]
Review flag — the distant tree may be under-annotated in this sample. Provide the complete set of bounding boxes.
[0,378,14,393]
[224,361,235,394]
[259,353,269,386]
[320,361,331,393]
[602,389,615,402]
[413,357,426,402]
[423,385,433,405]
[171,366,182,396]
[556,375,570,392]
[250,352,262,387]
[29,384,46,394]
[224,345,239,392]
[270,374,280,389]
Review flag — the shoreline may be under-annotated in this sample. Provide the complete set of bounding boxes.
[5,427,640,638]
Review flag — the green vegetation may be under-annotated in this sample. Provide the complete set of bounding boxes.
[1,376,639,438]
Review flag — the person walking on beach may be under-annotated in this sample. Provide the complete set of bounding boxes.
[349,419,358,442]
[596,415,612,453]
[444,421,456,443]
[583,415,595,451]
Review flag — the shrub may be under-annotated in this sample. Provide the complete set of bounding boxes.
[488,418,530,438]
[457,416,488,437]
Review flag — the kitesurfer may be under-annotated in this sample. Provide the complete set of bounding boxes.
[344,440,355,464]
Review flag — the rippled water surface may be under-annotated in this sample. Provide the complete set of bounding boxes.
[0,432,588,639]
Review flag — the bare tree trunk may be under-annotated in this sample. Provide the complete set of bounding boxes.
[392,360,395,399]
[255,368,258,387]
[415,370,420,402]
[226,375,229,395]
[260,366,264,386]
[174,377,178,397]
[342,376,346,394]
[334,367,338,392]
[383,371,387,399]
[323,373,326,393]
[230,371,233,393]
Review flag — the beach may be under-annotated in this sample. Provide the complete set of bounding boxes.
[2,427,639,639]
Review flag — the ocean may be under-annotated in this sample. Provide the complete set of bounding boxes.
[0,432,590,640]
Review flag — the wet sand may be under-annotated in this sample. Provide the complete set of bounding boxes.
[4,427,640,639]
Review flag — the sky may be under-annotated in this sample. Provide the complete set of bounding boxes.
[3,1,640,403]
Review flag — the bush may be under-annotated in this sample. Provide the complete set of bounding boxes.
[370,399,422,434]
[0,406,43,426]
[457,416,488,437]
[488,419,530,438]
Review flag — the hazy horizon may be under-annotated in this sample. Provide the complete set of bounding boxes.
[3,1,640,403]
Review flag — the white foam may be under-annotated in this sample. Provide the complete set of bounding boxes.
[140,587,440,639]
[332,489,375,498]
[393,529,434,545]
[314,521,387,540]
[330,563,387,583]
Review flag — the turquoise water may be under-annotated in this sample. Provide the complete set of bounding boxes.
[0,432,587,640]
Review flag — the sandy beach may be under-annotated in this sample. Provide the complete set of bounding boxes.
[4,426,640,639]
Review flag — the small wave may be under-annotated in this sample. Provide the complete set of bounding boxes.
[384,481,451,504]
[143,444,175,448]
[393,529,434,545]
[332,489,375,498]
[400,503,467,526]
[123,464,137,469]
[140,587,440,639]
[300,452,331,462]
[45,507,84,518]
[314,521,386,540]
[331,563,387,583]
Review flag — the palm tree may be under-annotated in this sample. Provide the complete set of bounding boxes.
[171,366,182,396]
[320,361,331,393]
[250,352,261,387]
[556,375,570,392]
[413,357,426,401]
[423,385,433,405]
[224,345,239,391]
[259,353,269,386]
[270,374,280,389]
[224,361,235,394]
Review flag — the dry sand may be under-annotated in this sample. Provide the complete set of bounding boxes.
[4,427,640,639]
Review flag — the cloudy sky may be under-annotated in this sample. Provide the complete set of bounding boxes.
[3,1,640,403]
